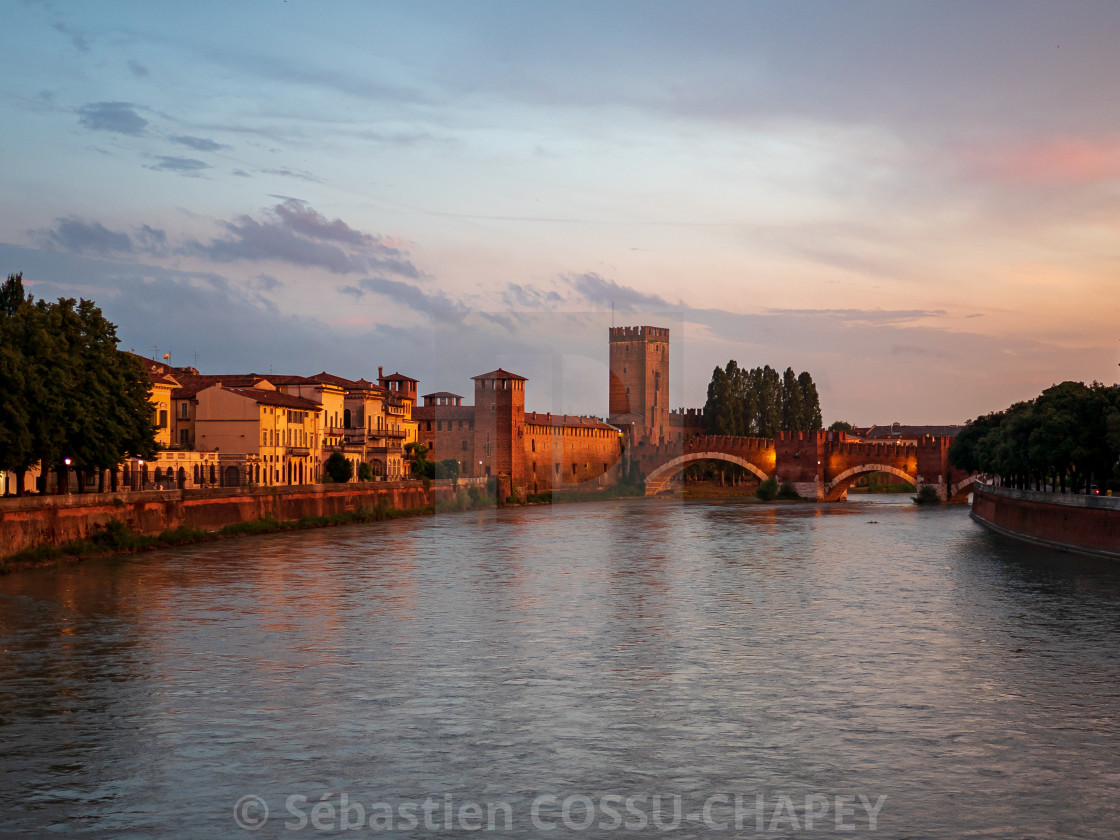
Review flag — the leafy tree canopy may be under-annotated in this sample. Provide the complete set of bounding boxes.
[703,362,823,437]
[0,273,157,493]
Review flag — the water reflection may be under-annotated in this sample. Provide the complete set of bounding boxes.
[2,498,1119,837]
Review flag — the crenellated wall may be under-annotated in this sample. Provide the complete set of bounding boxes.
[636,430,972,500]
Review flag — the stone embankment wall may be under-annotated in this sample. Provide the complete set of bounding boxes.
[971,483,1120,559]
[0,481,452,559]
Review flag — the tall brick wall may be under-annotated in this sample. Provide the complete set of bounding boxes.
[524,418,622,494]
[609,326,670,444]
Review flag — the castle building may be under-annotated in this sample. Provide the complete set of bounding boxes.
[414,368,621,498]
[608,326,670,445]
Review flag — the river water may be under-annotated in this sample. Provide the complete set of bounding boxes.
[2,496,1119,838]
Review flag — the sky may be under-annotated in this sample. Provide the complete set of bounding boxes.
[2,1,1118,425]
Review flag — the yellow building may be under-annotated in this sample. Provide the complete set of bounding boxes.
[195,384,323,486]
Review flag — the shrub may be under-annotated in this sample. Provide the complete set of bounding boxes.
[777,480,801,500]
[324,452,353,484]
[913,485,941,505]
[756,477,778,501]
[357,462,374,482]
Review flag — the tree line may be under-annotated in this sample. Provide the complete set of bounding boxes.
[949,380,1120,494]
[0,273,157,495]
[703,361,823,437]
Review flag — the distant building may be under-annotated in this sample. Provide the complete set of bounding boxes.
[414,368,621,498]
[849,423,962,443]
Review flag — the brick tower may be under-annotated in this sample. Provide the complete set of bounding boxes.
[608,325,669,444]
[472,368,527,497]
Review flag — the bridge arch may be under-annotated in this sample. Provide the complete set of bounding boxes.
[949,476,977,503]
[823,463,916,502]
[644,452,770,496]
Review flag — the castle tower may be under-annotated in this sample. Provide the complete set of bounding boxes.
[608,325,670,444]
[471,368,527,495]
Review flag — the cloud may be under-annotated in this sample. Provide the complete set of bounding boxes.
[261,167,321,183]
[135,224,168,254]
[765,308,947,325]
[274,199,375,247]
[127,60,149,78]
[183,200,422,277]
[169,135,228,152]
[149,156,210,175]
[42,218,132,256]
[53,21,89,52]
[564,272,670,311]
[958,137,1120,184]
[343,276,464,319]
[76,101,148,136]
[254,274,282,292]
[502,282,564,309]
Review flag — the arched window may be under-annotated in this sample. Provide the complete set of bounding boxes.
[344,408,352,428]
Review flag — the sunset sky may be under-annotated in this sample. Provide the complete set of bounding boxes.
[2,1,1118,424]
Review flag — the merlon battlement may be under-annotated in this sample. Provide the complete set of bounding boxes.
[608,325,669,342]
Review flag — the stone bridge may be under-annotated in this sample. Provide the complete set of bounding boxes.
[633,431,974,502]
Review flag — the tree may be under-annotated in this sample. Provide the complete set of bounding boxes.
[324,451,353,483]
[357,462,374,482]
[434,459,460,481]
[0,275,156,495]
[797,371,823,430]
[951,381,1120,493]
[703,361,824,437]
[0,274,33,493]
[828,420,854,433]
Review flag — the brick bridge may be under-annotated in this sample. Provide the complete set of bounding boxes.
[633,431,975,502]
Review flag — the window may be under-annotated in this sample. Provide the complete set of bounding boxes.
[490,404,496,412]
[572,463,577,475]
[461,440,468,451]
[180,429,190,446]
[531,439,536,452]
[555,464,560,475]
[158,409,168,429]
[179,402,189,420]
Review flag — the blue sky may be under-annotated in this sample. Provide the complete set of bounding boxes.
[2,1,1118,423]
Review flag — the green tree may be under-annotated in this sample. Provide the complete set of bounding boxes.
[357,462,374,482]
[0,276,156,495]
[704,361,823,437]
[324,451,353,483]
[434,459,460,480]
[828,420,854,433]
[780,367,804,433]
[797,371,823,430]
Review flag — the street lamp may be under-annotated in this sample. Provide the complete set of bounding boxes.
[63,458,71,495]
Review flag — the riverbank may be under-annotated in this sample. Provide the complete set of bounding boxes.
[970,482,1120,560]
[0,480,647,575]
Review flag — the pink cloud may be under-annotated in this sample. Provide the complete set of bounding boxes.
[959,138,1120,183]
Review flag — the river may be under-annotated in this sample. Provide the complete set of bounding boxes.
[2,496,1119,838]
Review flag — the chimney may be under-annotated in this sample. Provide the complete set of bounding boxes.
[378,366,383,378]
